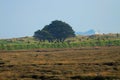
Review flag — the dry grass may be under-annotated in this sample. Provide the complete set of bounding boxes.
[0,46,120,80]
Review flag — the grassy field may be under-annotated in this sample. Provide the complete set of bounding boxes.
[0,46,120,80]
[0,34,120,50]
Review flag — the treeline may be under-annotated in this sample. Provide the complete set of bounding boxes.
[0,39,120,50]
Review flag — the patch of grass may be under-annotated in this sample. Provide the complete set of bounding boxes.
[0,34,120,50]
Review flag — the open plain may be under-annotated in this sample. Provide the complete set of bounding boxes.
[0,46,120,80]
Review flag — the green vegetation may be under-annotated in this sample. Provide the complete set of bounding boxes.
[0,20,119,50]
[34,20,75,42]
[0,33,120,50]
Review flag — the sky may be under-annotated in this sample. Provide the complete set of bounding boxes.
[0,0,120,38]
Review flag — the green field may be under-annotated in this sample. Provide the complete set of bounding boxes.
[0,34,120,50]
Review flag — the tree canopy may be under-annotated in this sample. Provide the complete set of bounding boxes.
[34,20,75,42]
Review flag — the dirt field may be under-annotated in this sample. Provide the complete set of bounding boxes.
[0,46,120,80]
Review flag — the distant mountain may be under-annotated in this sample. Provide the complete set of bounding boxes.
[75,29,99,35]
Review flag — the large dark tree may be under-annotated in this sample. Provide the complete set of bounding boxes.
[34,20,75,42]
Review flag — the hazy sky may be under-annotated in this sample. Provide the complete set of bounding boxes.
[0,0,120,38]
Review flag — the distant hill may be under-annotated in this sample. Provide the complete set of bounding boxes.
[75,29,99,35]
